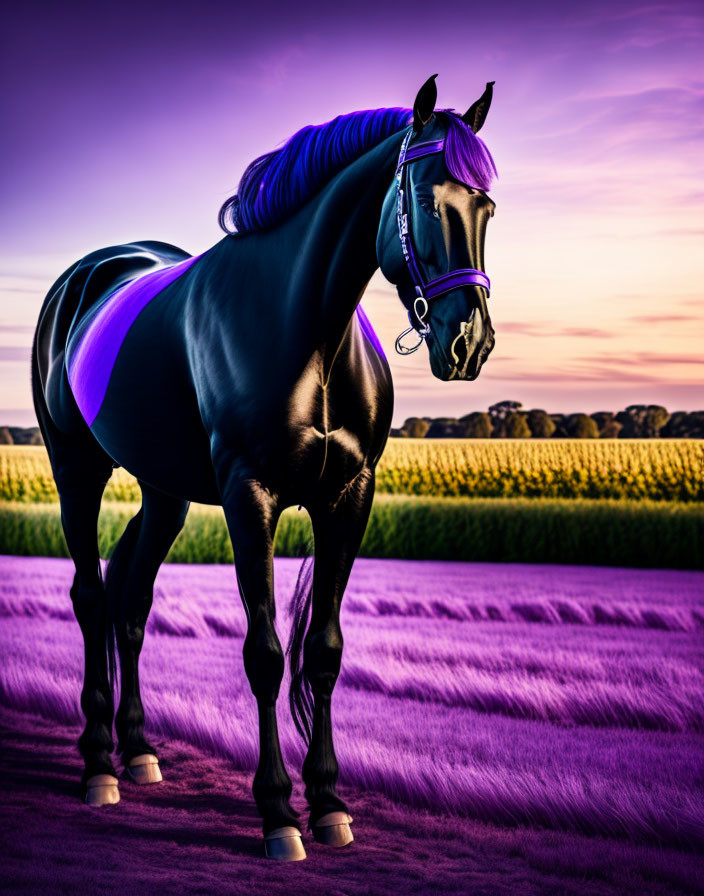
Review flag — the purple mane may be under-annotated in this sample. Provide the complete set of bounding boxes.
[219,108,411,234]
[219,108,497,234]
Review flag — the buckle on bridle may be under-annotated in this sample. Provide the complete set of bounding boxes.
[394,292,431,355]
[394,323,426,355]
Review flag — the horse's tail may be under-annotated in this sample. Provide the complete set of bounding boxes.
[287,553,315,745]
[104,509,144,694]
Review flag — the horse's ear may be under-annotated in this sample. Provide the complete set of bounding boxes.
[461,81,495,133]
[413,74,438,132]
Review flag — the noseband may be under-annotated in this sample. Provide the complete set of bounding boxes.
[393,128,491,355]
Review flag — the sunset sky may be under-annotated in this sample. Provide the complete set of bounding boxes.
[1,0,702,427]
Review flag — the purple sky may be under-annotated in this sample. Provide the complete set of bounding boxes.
[1,0,702,426]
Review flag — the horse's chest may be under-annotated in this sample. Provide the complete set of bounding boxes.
[280,349,388,494]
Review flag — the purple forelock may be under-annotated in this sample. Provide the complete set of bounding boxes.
[442,112,498,192]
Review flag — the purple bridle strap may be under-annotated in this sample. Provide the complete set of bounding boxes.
[399,139,445,165]
[424,268,490,299]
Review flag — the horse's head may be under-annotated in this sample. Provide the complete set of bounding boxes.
[376,76,497,381]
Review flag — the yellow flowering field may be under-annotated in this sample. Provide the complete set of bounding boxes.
[0,447,140,503]
[376,439,702,500]
[1,440,701,502]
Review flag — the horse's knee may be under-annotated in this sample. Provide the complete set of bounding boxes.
[70,578,107,634]
[243,613,285,701]
[115,616,147,655]
[304,623,343,697]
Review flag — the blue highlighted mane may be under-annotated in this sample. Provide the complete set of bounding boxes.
[219,108,411,234]
[219,108,497,234]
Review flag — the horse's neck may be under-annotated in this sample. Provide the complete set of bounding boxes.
[223,130,404,370]
[292,131,404,358]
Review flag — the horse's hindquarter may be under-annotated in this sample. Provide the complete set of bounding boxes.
[74,253,221,503]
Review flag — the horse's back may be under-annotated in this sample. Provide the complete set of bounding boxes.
[35,241,190,437]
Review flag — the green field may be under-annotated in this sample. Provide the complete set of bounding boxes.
[1,443,701,568]
[0,495,701,569]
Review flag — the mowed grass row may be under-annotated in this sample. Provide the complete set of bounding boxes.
[1,496,701,568]
[2,441,701,503]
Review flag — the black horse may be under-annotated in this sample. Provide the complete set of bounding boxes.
[31,75,496,860]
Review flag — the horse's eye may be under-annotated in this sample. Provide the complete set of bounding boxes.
[417,197,440,220]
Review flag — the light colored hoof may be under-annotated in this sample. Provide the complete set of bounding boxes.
[264,826,307,861]
[127,754,163,785]
[85,774,120,807]
[312,811,354,847]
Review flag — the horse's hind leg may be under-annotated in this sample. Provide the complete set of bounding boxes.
[297,468,375,847]
[108,481,189,782]
[55,460,118,806]
[32,339,119,805]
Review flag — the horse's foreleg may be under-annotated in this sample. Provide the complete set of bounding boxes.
[304,467,375,846]
[110,483,189,783]
[220,476,305,861]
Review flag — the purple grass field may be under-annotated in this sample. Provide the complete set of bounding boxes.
[1,556,703,894]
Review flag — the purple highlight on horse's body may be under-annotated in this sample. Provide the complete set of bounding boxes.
[356,304,386,358]
[67,254,200,426]
[219,108,497,235]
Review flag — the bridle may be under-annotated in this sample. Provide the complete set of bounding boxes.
[393,127,491,355]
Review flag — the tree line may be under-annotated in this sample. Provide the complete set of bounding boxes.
[391,402,704,439]
[2,402,702,445]
[0,427,44,446]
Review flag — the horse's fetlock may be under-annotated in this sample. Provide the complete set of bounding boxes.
[254,764,293,803]
[79,719,114,758]
[253,769,299,833]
